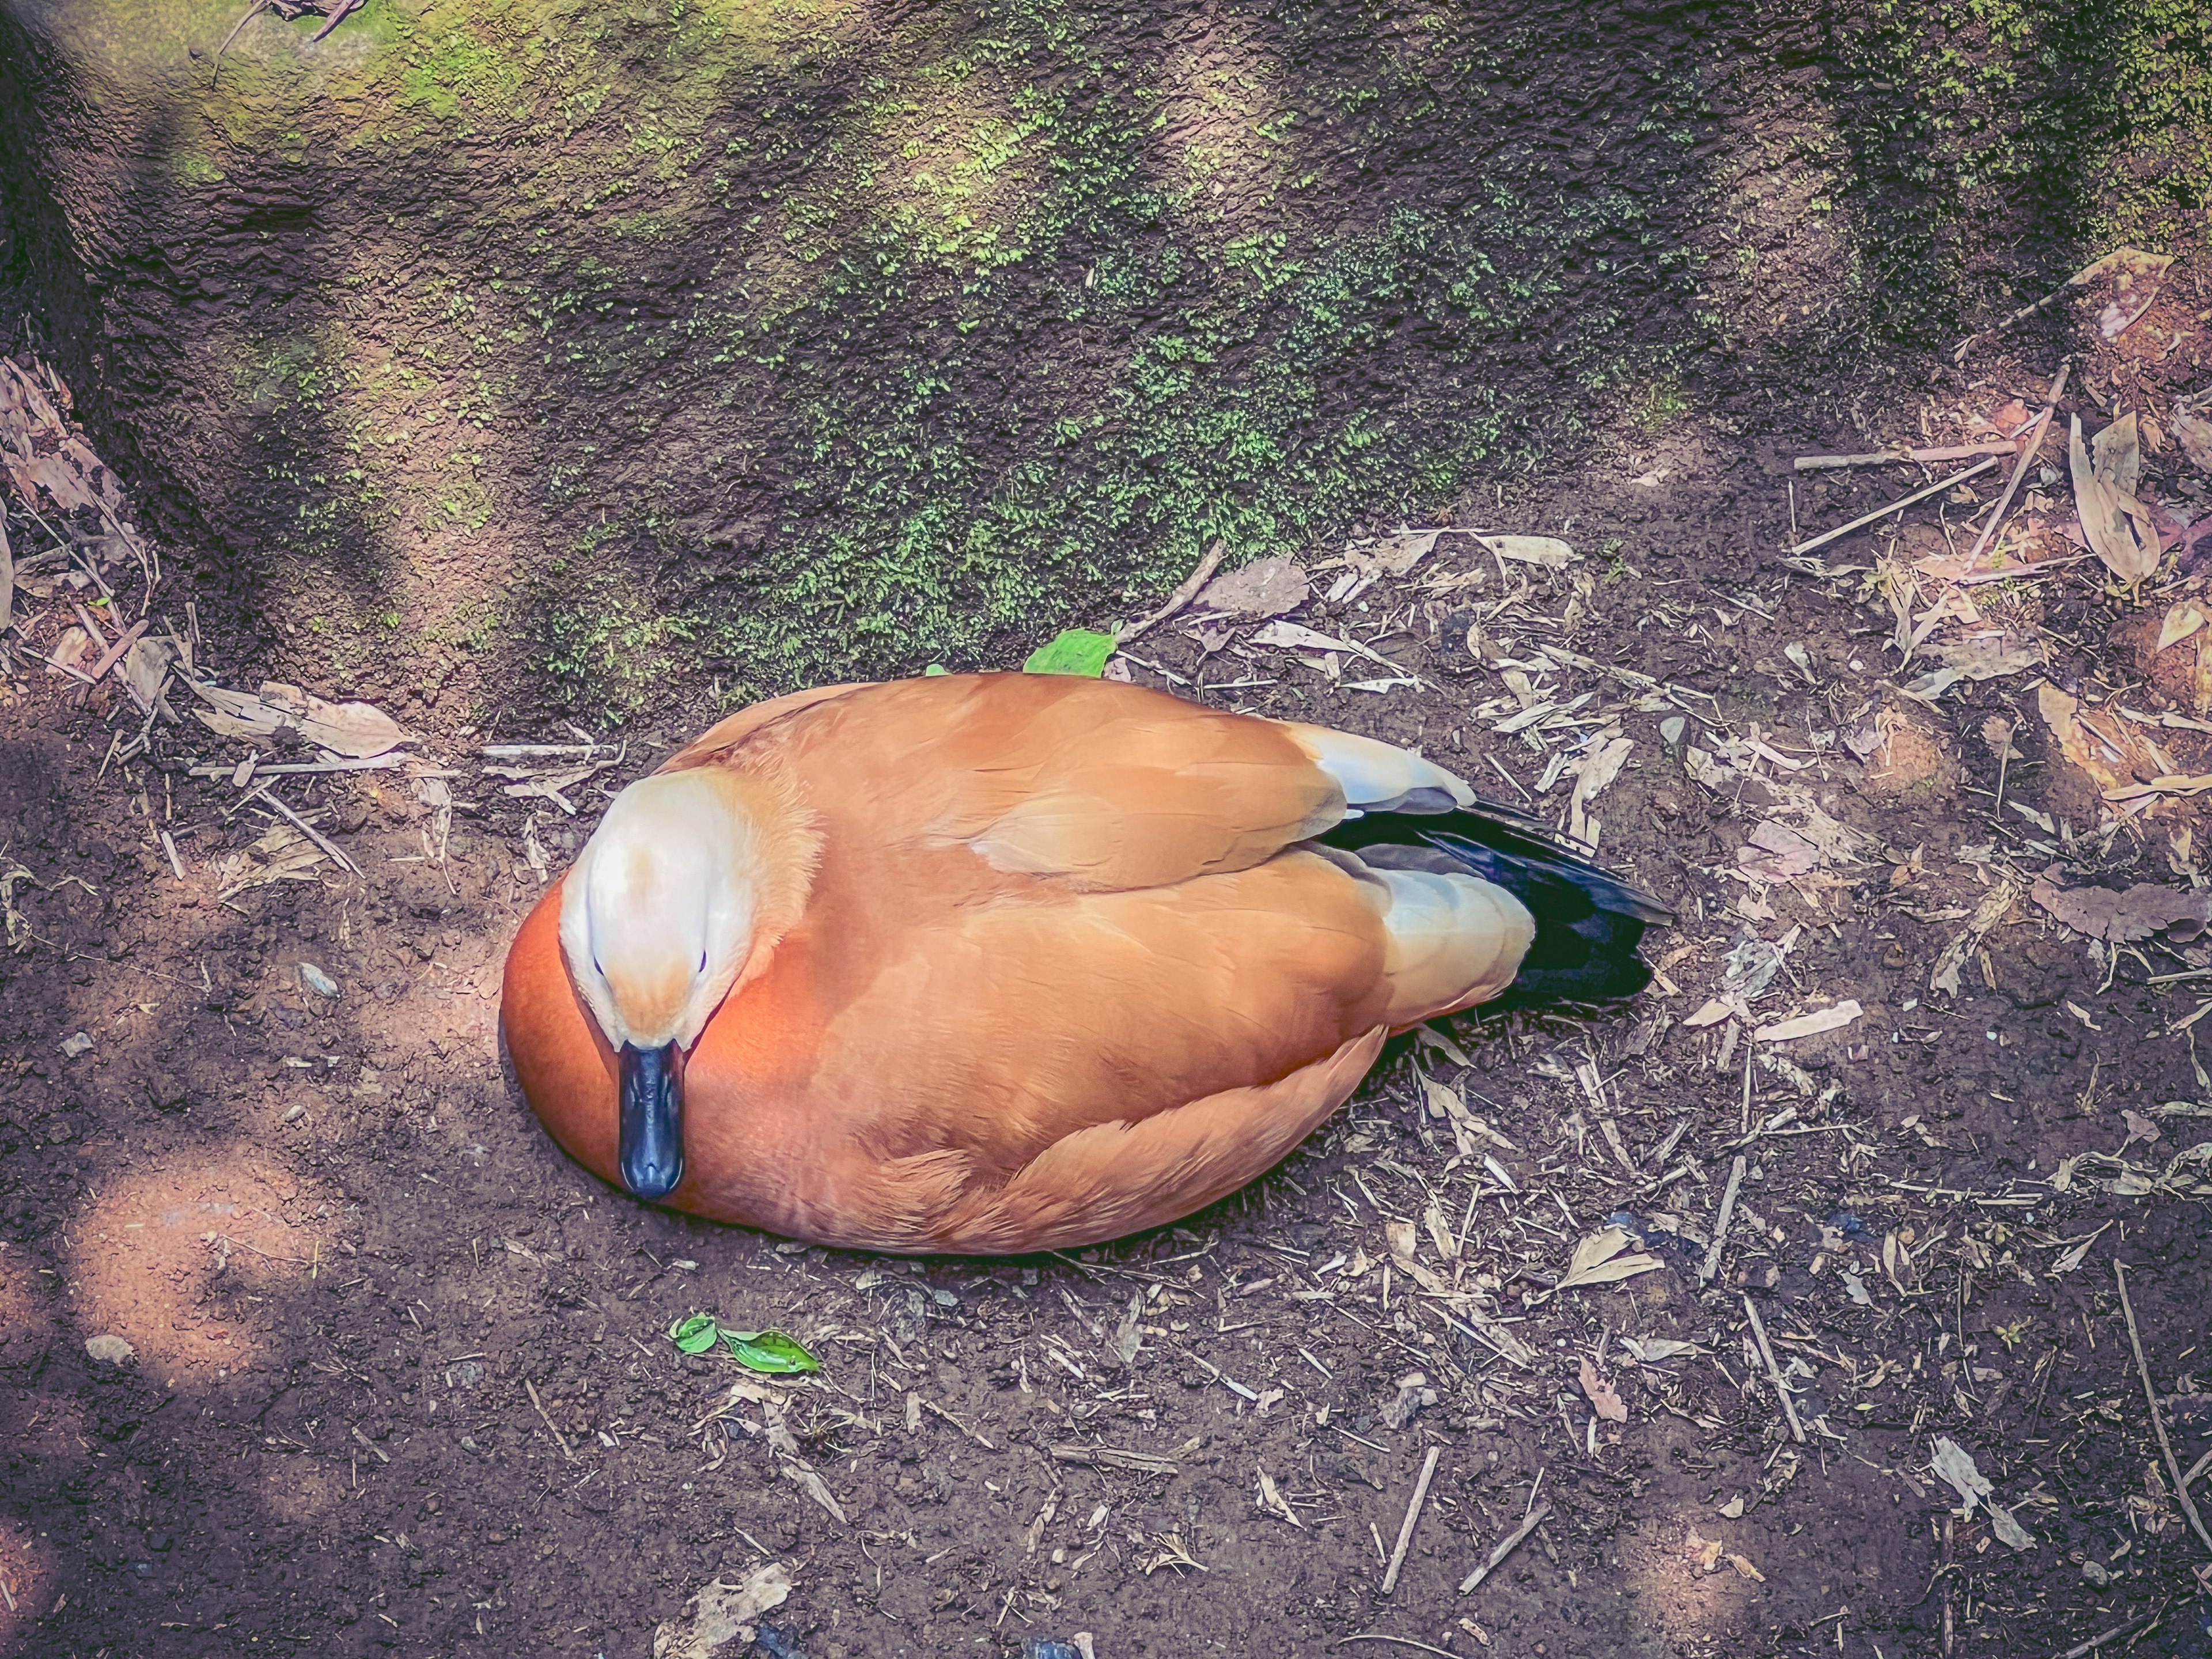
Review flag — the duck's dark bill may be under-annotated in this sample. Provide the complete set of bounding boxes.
[618,1040,684,1198]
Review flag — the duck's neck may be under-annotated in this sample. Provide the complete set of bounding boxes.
[693,757,822,991]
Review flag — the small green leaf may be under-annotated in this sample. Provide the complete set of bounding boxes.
[1022,628,1116,677]
[668,1313,721,1355]
[722,1328,820,1374]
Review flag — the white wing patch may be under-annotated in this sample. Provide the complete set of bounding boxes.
[1281,724,1476,817]
[1368,866,1533,1023]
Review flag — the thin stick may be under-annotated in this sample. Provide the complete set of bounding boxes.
[187,754,409,779]
[523,1378,578,1463]
[923,1397,998,1450]
[249,786,361,877]
[30,647,98,685]
[2055,1604,2167,1659]
[213,0,270,71]
[1742,1294,1806,1444]
[1783,457,2001,558]
[1380,1446,1441,1595]
[1963,361,2070,565]
[2113,1262,2212,1554]
[2184,1446,2212,1495]
[1794,441,2016,472]
[1699,1156,1747,1285]
[1115,539,1225,647]
[1952,249,2148,365]
[1457,1500,1551,1594]
[1332,1637,1458,1657]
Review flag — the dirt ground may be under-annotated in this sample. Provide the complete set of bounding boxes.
[7,256,2212,1659]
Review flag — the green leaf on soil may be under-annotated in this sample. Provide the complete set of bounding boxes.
[1022,628,1116,677]
[720,1328,820,1374]
[668,1313,721,1354]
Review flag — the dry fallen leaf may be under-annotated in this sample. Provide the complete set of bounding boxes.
[2028,871,2212,942]
[653,1562,793,1659]
[1622,1335,1702,1364]
[1738,820,1821,882]
[1987,1501,2036,1551]
[2120,1108,2164,1151]
[2088,247,2173,342]
[1930,1436,1994,1512]
[1355,530,1441,577]
[1384,1219,1419,1263]
[1478,534,1578,567]
[2038,682,2177,808]
[192,680,415,759]
[2159,601,2210,653]
[2177,408,2212,473]
[1255,1464,1302,1528]
[2071,413,2159,586]
[1578,1356,1628,1423]
[1566,736,1633,846]
[1930,881,2020,997]
[1194,556,1309,619]
[1754,1001,1863,1043]
[1933,632,2040,680]
[1248,619,1396,668]
[1556,1226,1664,1292]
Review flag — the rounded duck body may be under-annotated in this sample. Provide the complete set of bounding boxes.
[500,672,1669,1253]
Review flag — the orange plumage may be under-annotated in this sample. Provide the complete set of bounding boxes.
[500,673,1665,1252]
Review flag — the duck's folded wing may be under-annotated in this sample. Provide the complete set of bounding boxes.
[738,672,1476,892]
[657,681,872,772]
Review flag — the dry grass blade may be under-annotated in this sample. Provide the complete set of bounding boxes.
[1048,1442,1180,1475]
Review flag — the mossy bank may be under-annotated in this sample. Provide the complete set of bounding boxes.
[0,0,2205,716]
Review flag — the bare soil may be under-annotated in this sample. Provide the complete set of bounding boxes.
[5,244,2212,1659]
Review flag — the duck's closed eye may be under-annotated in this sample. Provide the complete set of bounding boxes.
[698,951,708,972]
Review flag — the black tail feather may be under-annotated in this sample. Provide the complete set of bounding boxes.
[1319,793,1672,1005]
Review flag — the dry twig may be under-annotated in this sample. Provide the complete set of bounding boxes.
[1380,1446,1441,1595]
[1115,540,1225,646]
[1699,1156,1747,1285]
[1783,457,2001,558]
[1963,361,2070,565]
[2113,1263,2212,1555]
[1457,1499,1551,1594]
[1742,1294,1806,1444]
[524,1378,578,1464]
